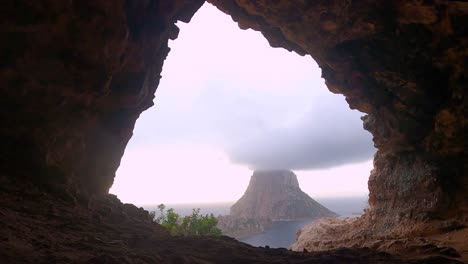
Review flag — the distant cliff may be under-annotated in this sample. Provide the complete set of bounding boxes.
[218,170,336,238]
[231,170,337,221]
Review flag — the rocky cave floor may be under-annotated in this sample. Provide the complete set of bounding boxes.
[0,176,464,264]
[292,216,467,263]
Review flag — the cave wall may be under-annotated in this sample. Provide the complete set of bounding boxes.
[1,0,204,195]
[0,0,466,227]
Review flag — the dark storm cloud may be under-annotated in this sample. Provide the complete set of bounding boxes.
[134,78,376,171]
[224,93,376,170]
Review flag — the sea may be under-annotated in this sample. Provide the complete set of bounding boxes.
[141,196,368,249]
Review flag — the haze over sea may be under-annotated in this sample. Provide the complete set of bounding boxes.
[142,195,368,248]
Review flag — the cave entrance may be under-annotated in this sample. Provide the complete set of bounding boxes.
[110,2,374,225]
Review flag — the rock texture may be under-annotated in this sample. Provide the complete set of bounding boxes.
[0,0,205,196]
[292,217,467,263]
[3,175,452,264]
[231,170,337,221]
[0,0,467,262]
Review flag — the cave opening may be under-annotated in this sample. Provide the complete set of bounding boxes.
[1,0,466,262]
[109,3,375,246]
[111,3,374,206]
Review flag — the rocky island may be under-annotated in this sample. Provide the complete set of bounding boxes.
[218,170,337,238]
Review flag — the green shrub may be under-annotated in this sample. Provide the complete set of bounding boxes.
[150,204,222,236]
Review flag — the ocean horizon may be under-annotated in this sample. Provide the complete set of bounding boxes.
[140,195,368,217]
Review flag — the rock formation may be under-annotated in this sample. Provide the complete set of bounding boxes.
[2,175,428,264]
[218,170,336,238]
[0,0,466,262]
[291,216,468,258]
[231,170,337,221]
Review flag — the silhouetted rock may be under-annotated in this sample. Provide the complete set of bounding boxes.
[218,170,336,238]
[231,170,337,221]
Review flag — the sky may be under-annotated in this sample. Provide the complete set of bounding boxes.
[110,3,376,205]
